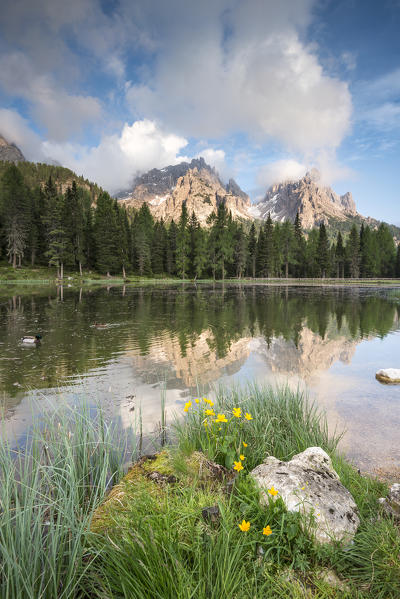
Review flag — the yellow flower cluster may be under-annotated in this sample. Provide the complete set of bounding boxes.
[238,521,273,536]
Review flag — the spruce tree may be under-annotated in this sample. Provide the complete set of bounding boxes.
[247,223,257,278]
[1,164,30,267]
[346,224,360,278]
[317,223,330,278]
[335,231,345,278]
[176,203,190,279]
[234,224,247,278]
[93,191,119,275]
[396,245,400,277]
[293,212,306,277]
[376,223,396,276]
[166,220,177,276]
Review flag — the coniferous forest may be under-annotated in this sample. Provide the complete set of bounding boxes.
[1,163,399,279]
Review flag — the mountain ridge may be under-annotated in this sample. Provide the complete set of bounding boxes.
[118,157,253,226]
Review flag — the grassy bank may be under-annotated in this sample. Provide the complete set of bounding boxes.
[1,386,399,598]
[1,263,400,287]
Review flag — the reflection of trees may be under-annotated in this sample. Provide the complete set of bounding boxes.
[0,285,398,396]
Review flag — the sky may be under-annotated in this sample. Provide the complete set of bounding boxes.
[0,0,399,223]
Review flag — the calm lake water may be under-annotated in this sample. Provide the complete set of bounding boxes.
[1,283,400,476]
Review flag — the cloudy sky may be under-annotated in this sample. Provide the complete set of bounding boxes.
[0,0,399,222]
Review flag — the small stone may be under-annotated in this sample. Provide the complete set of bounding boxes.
[379,483,400,520]
[250,447,360,544]
[201,505,220,523]
[375,368,400,384]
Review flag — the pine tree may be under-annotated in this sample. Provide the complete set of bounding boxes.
[152,220,166,274]
[1,164,30,267]
[293,212,306,277]
[376,223,396,276]
[396,245,400,277]
[346,224,360,278]
[234,224,247,278]
[42,179,70,279]
[166,220,177,276]
[132,204,153,275]
[257,214,274,277]
[359,225,376,277]
[335,231,345,278]
[280,220,295,278]
[247,223,257,278]
[210,203,234,280]
[176,204,190,279]
[317,223,330,278]
[93,191,120,275]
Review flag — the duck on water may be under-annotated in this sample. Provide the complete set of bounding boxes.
[21,335,42,345]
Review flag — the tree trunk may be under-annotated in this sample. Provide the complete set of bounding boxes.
[60,261,64,280]
[18,254,21,267]
[122,264,126,279]
[79,261,82,276]
[12,252,16,269]
[285,261,288,278]
[31,249,36,266]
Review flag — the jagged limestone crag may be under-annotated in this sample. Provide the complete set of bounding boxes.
[118,157,252,226]
[250,447,360,544]
[0,135,25,163]
[256,169,357,229]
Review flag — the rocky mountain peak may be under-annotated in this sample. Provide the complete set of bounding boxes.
[0,135,25,163]
[118,157,252,226]
[256,169,357,229]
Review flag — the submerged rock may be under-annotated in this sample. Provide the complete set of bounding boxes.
[379,483,400,520]
[250,447,359,544]
[375,368,400,384]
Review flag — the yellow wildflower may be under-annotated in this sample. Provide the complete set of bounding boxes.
[232,407,242,418]
[203,421,208,427]
[244,412,253,421]
[238,520,250,532]
[263,525,272,536]
[239,454,245,461]
[205,409,215,416]
[268,486,278,497]
[243,442,248,448]
[301,486,305,491]
[233,460,243,472]
[195,398,199,404]
[183,401,192,413]
[215,413,228,423]
[203,398,214,406]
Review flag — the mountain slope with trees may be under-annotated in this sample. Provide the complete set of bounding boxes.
[1,162,399,279]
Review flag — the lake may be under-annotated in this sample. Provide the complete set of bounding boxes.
[1,283,399,477]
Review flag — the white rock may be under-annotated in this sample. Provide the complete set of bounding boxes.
[375,369,400,384]
[250,447,359,544]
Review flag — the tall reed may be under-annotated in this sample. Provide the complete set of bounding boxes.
[0,404,128,599]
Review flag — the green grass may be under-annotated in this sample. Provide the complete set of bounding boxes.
[0,404,128,599]
[1,385,399,598]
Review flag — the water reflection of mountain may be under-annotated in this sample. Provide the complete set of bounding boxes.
[0,285,399,400]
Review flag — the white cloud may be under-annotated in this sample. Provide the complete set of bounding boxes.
[195,148,228,179]
[126,1,352,156]
[257,159,307,188]
[0,52,102,141]
[42,119,189,193]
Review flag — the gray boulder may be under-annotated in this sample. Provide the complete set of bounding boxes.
[378,483,400,519]
[250,447,359,544]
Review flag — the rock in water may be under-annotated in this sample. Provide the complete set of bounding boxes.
[250,447,359,544]
[375,369,400,384]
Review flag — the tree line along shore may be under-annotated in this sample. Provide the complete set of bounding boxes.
[1,163,400,281]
